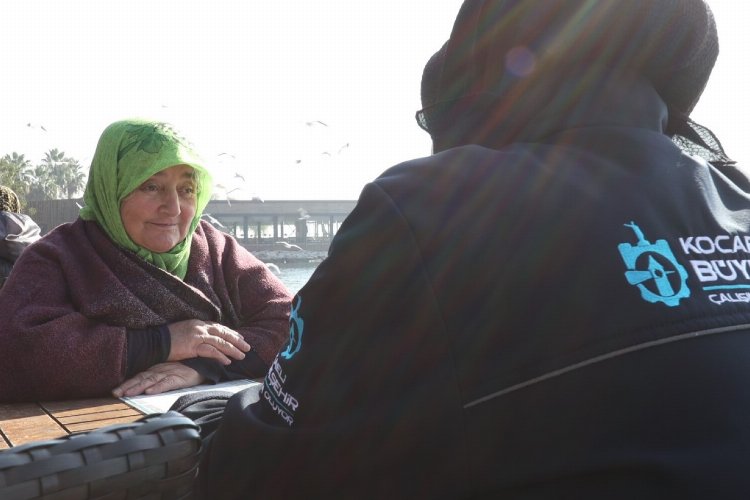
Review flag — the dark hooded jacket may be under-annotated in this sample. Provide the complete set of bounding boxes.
[197,1,750,498]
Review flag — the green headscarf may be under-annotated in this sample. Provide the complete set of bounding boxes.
[80,119,213,279]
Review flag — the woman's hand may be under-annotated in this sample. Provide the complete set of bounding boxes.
[112,362,204,397]
[166,319,251,365]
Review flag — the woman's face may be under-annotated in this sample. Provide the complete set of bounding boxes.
[120,164,198,253]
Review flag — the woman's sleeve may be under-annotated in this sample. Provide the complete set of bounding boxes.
[217,237,293,379]
[234,267,292,370]
[125,325,171,377]
[0,242,127,402]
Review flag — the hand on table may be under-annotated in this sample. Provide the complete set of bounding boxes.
[112,362,205,397]
[166,319,251,365]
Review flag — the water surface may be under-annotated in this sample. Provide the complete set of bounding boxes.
[274,263,319,295]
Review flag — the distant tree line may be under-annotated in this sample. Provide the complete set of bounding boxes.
[0,149,86,209]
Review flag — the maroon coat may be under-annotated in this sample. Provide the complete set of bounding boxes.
[0,219,291,402]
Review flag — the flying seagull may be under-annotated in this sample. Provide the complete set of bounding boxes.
[276,241,304,251]
[202,213,226,228]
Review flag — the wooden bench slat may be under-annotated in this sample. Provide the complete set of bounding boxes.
[1,400,145,448]
[55,408,142,426]
[40,398,128,412]
[0,403,66,446]
[64,414,145,433]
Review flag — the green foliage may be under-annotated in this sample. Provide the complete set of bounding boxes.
[0,148,87,204]
[0,153,33,207]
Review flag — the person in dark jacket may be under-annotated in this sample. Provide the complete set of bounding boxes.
[0,185,41,288]
[196,0,750,498]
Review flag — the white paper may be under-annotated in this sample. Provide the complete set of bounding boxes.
[121,378,262,414]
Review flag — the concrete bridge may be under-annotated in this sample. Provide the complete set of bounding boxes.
[26,198,357,255]
[202,199,356,250]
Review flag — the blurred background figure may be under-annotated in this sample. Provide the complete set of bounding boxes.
[0,185,41,288]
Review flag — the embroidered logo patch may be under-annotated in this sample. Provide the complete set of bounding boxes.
[618,222,690,307]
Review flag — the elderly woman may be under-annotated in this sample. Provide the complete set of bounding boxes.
[0,119,292,402]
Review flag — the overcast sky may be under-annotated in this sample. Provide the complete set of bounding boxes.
[1,0,746,200]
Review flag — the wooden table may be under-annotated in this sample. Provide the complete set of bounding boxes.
[0,398,145,449]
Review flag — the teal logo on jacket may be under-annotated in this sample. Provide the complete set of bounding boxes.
[618,222,690,307]
[281,295,304,359]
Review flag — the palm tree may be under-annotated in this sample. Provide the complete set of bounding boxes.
[61,158,86,199]
[29,149,87,200]
[27,163,57,200]
[0,152,33,200]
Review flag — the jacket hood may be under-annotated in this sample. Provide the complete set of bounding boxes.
[419,0,718,152]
